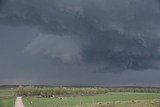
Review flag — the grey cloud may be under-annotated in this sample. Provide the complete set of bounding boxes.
[0,0,4,7]
[24,34,86,63]
[0,0,4,4]
[0,0,160,72]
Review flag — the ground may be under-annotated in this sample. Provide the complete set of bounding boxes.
[23,92,160,107]
[0,87,15,107]
[0,86,160,107]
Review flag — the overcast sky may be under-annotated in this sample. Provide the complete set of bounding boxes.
[0,0,160,86]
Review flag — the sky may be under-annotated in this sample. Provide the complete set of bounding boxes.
[0,0,160,86]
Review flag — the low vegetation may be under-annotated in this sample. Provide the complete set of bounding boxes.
[23,92,160,107]
[15,86,108,97]
[0,97,15,107]
[15,86,160,98]
[1,86,160,107]
[108,87,160,93]
[15,86,160,107]
[0,87,15,107]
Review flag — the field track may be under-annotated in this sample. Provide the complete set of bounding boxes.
[15,97,25,107]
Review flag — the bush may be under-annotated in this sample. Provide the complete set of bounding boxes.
[15,86,109,97]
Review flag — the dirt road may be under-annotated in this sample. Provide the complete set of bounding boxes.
[15,97,25,107]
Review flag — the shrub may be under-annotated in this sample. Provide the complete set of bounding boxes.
[15,86,109,97]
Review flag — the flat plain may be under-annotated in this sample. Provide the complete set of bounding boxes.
[23,93,160,107]
[21,87,160,107]
[0,86,160,107]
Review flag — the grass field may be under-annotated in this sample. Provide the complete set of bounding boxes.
[23,92,160,107]
[0,86,160,107]
[0,87,15,107]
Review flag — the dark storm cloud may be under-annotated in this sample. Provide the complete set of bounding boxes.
[0,0,3,4]
[0,0,160,72]
[0,0,4,6]
[0,0,2,5]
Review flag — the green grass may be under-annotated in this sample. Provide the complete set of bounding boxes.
[92,100,160,107]
[0,88,14,96]
[0,86,160,107]
[0,88,15,107]
[23,92,160,107]
[0,97,15,107]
